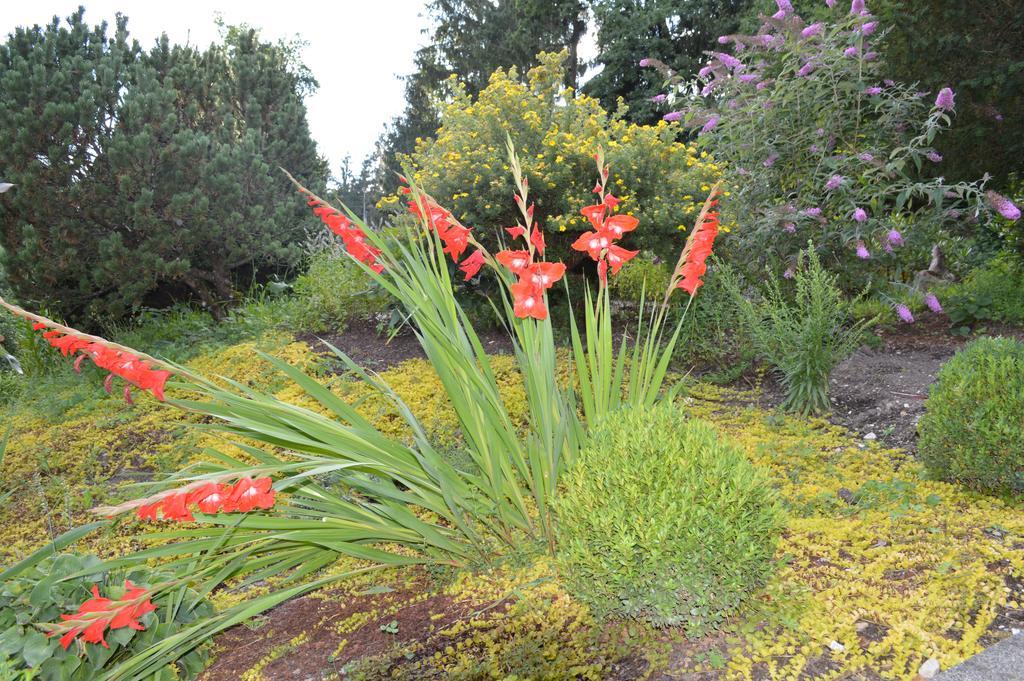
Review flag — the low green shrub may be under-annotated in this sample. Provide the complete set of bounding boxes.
[942,255,1024,334]
[919,337,1024,496]
[0,551,213,679]
[287,251,392,332]
[722,245,875,415]
[554,404,782,633]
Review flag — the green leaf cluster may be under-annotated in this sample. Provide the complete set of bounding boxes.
[553,404,783,632]
[0,538,212,680]
[919,336,1024,496]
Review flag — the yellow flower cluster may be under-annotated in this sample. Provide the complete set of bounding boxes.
[381,51,722,258]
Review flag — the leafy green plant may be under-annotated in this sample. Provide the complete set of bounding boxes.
[554,403,782,632]
[919,337,1024,496]
[942,255,1024,334]
[287,250,393,332]
[722,245,874,415]
[0,549,212,679]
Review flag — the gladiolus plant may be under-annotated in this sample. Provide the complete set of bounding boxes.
[0,141,721,676]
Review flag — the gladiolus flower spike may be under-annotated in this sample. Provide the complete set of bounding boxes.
[668,182,725,297]
[0,298,173,403]
[570,149,639,287]
[91,475,277,523]
[40,581,158,650]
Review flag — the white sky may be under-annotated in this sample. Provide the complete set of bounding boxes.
[1,1,433,176]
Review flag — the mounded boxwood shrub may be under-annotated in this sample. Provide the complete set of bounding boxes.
[919,337,1024,495]
[554,404,783,633]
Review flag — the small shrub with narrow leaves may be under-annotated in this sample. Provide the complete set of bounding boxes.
[919,337,1024,496]
[287,251,393,332]
[554,404,783,633]
[722,245,874,415]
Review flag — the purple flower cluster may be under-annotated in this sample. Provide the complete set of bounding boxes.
[896,304,914,323]
[853,207,868,222]
[886,229,903,247]
[924,294,943,314]
[662,111,683,122]
[825,175,845,191]
[926,151,943,163]
[935,87,956,111]
[801,22,824,38]
[650,93,668,104]
[986,191,1022,221]
[855,241,870,259]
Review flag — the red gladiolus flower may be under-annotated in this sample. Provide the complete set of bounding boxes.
[441,225,471,260]
[606,245,639,274]
[459,250,486,280]
[496,249,532,275]
[505,225,526,240]
[529,227,545,255]
[223,476,276,513]
[48,581,157,650]
[605,214,639,238]
[580,204,607,230]
[603,193,621,209]
[526,262,566,290]
[511,280,548,320]
[571,231,614,261]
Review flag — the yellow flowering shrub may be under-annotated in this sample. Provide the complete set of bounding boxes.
[382,50,722,261]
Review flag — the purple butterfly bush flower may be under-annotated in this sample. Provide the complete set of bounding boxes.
[698,65,714,78]
[924,293,943,314]
[844,46,859,57]
[884,79,895,86]
[784,222,797,233]
[639,58,652,67]
[826,0,836,7]
[701,80,720,96]
[783,267,795,279]
[935,87,956,111]
[804,207,822,217]
[727,99,740,109]
[860,21,878,35]
[801,22,824,38]
[798,62,817,77]
[825,174,845,191]
[855,241,871,259]
[756,81,771,90]
[886,229,903,246]
[650,93,668,103]
[764,153,780,167]
[810,144,821,153]
[863,51,878,61]
[738,73,760,83]
[896,304,914,323]
[883,241,894,254]
[850,0,865,14]
[853,207,868,222]
[701,116,720,134]
[987,191,1022,221]
[718,35,732,44]
[858,152,874,162]
[715,52,744,70]
[926,151,943,163]
[863,86,882,95]
[663,111,683,122]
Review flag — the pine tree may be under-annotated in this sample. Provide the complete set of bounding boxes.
[0,9,327,324]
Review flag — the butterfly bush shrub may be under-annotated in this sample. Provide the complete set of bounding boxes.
[648,0,1020,291]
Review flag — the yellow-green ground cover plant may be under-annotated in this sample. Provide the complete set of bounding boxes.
[0,142,727,678]
[919,336,1024,495]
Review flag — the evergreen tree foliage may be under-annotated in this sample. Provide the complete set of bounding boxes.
[0,9,327,324]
